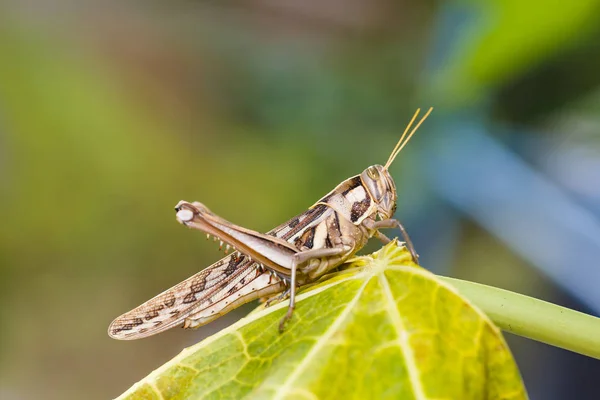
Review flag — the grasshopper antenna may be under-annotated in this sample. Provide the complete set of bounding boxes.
[384,107,433,170]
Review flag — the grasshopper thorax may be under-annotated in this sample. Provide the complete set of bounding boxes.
[360,164,397,220]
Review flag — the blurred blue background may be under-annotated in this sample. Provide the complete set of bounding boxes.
[1,1,599,399]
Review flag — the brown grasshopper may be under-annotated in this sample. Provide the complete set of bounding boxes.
[108,108,433,340]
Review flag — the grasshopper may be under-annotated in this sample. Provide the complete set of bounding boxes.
[108,108,433,340]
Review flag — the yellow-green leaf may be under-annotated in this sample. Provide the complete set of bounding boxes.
[118,241,527,400]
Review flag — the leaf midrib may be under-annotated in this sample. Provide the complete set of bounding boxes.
[379,270,427,400]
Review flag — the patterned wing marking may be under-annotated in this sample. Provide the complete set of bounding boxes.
[108,253,261,340]
[184,270,287,328]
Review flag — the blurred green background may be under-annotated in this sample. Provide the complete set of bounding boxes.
[1,1,600,399]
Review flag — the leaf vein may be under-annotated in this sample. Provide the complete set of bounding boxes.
[270,276,372,400]
[379,271,428,400]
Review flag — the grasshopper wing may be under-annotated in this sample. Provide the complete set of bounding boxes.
[108,253,284,340]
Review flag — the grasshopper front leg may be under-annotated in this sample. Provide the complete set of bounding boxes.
[366,219,419,264]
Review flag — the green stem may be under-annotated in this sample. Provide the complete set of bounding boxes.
[440,277,600,360]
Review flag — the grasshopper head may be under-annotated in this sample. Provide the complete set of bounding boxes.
[360,164,397,220]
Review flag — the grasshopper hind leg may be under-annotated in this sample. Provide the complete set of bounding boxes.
[278,246,348,332]
[279,262,298,333]
[279,255,299,333]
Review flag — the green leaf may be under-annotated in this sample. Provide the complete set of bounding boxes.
[430,0,600,107]
[118,242,527,400]
[440,277,600,360]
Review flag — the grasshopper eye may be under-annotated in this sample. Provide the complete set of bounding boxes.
[367,166,380,180]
